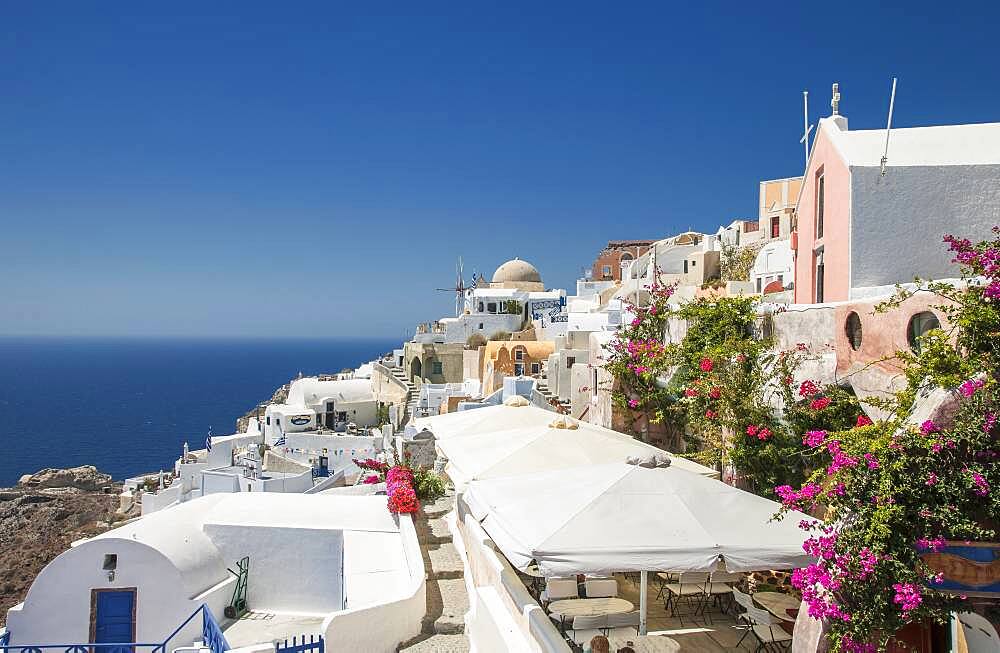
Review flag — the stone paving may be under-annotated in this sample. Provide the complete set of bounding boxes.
[398,492,470,652]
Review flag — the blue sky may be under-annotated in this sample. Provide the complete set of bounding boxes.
[2,1,998,338]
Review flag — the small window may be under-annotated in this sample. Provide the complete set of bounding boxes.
[602,265,612,277]
[514,348,525,361]
[266,416,271,425]
[102,554,118,570]
[566,356,576,368]
[845,312,863,350]
[683,260,689,274]
[691,260,696,267]
[531,363,540,374]
[478,323,484,329]
[907,312,941,353]
[771,216,780,238]
[816,174,825,239]
[432,361,443,375]
[514,363,524,376]
[756,278,762,294]
[620,252,634,262]
[487,302,497,313]
[478,302,484,312]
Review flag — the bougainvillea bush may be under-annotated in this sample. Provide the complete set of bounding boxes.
[775,231,1000,651]
[607,286,863,496]
[353,449,446,515]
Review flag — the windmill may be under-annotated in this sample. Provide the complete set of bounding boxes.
[436,257,469,317]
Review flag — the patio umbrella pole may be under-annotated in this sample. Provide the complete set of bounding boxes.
[639,570,648,635]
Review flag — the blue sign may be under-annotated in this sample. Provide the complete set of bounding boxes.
[290,416,312,426]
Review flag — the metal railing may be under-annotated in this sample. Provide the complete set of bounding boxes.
[0,604,229,653]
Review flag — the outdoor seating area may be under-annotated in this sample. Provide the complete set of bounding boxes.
[518,570,799,652]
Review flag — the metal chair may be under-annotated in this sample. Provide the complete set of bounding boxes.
[583,578,619,598]
[565,614,608,646]
[744,605,792,652]
[663,571,710,617]
[605,610,640,638]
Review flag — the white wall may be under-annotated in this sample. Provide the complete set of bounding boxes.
[851,165,1000,291]
[204,524,344,614]
[322,516,425,653]
[750,239,793,294]
[5,538,230,647]
[454,496,571,653]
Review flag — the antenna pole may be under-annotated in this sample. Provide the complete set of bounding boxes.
[881,77,898,176]
[799,91,814,170]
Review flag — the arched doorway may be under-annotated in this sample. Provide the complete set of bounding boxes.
[410,357,422,382]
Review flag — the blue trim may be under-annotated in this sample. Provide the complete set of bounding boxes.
[1,604,228,653]
[276,635,324,653]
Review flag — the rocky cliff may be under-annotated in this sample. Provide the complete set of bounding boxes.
[0,466,126,626]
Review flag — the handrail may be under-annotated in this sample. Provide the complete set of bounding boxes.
[1,604,228,653]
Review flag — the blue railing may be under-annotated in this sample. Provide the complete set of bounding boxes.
[276,635,323,653]
[0,604,229,653]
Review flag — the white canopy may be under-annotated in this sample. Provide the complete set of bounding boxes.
[438,418,717,485]
[463,462,811,576]
[413,404,557,440]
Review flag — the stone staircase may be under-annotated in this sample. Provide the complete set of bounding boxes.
[397,492,470,652]
[390,367,420,426]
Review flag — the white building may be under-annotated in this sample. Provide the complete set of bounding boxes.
[264,377,379,441]
[4,493,425,653]
[751,237,794,297]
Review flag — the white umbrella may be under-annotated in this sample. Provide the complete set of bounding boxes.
[413,403,557,440]
[465,461,809,573]
[439,419,718,485]
[463,461,811,633]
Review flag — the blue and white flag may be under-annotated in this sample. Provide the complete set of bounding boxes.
[274,434,287,448]
[205,427,213,453]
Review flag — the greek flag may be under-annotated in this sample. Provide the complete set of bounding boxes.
[274,434,286,447]
[205,427,213,453]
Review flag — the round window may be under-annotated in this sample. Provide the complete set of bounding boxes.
[845,312,863,351]
[906,311,941,353]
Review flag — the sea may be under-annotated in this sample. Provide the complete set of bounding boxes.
[0,337,399,486]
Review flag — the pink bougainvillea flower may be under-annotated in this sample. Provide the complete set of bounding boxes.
[708,387,721,399]
[627,398,640,408]
[699,357,714,372]
[362,474,380,484]
[959,378,984,398]
[856,414,873,427]
[684,387,699,397]
[926,472,939,486]
[803,430,827,447]
[756,427,772,441]
[704,409,716,420]
[810,397,831,411]
[736,353,747,363]
[746,424,759,437]
[920,419,939,435]
[799,380,820,397]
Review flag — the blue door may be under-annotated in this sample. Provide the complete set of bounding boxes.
[93,589,135,648]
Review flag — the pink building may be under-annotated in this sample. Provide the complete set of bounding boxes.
[792,99,1000,304]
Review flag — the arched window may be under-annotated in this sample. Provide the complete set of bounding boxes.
[845,312,863,351]
[907,311,941,353]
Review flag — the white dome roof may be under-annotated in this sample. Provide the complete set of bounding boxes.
[492,258,542,284]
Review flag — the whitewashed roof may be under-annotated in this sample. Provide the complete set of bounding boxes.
[824,118,1000,167]
[286,377,373,406]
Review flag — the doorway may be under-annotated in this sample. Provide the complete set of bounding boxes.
[91,588,136,647]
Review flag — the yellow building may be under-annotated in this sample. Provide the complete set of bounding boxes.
[479,340,555,395]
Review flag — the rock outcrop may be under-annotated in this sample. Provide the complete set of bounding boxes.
[17,465,113,492]
[1,467,123,626]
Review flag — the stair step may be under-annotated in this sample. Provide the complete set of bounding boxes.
[425,543,464,580]
[397,634,470,652]
[423,578,469,634]
[415,516,452,544]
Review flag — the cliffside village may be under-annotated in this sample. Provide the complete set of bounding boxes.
[3,90,999,653]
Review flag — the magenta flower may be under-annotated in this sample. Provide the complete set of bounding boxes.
[959,378,984,398]
[803,430,827,447]
[920,419,939,435]
[699,357,714,372]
